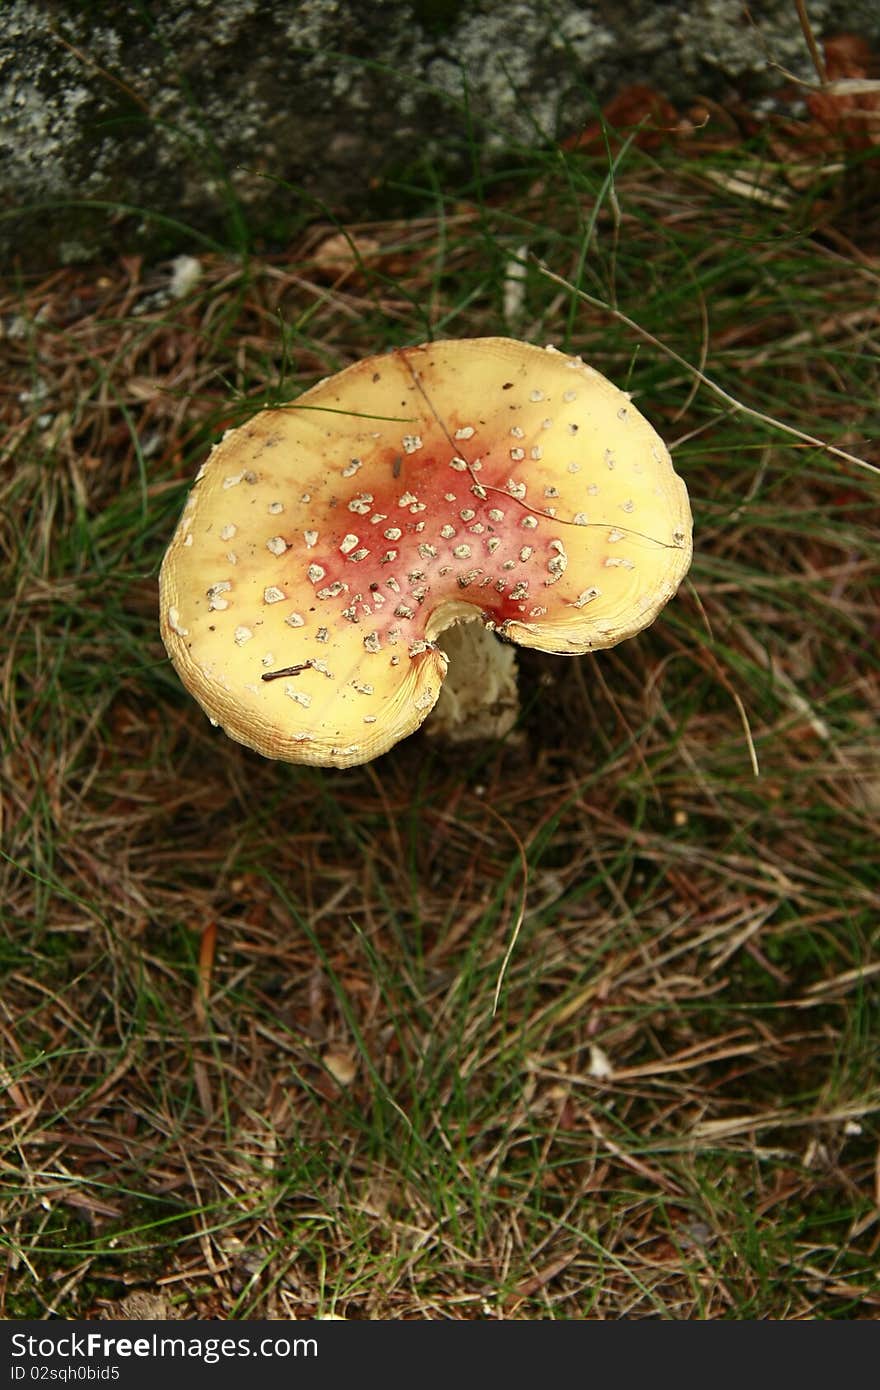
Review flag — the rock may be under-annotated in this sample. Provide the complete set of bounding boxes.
[3,0,878,268]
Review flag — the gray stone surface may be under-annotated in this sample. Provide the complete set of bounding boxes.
[2,0,877,267]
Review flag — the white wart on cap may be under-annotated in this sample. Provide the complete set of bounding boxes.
[159,337,692,767]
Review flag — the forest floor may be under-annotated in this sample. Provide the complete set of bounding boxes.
[2,69,879,1318]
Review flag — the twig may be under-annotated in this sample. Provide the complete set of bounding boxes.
[534,259,879,479]
[793,0,828,84]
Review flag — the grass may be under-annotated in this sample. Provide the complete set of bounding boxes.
[1,78,879,1320]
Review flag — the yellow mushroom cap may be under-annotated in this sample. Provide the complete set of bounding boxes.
[159,337,692,767]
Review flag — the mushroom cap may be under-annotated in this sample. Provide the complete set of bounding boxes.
[159,337,692,767]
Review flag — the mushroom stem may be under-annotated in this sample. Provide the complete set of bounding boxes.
[426,619,520,742]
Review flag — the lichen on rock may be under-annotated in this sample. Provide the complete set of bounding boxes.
[3,0,878,268]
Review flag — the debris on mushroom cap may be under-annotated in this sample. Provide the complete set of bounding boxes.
[159,337,692,768]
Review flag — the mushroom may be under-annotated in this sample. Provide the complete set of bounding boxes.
[159,337,692,767]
